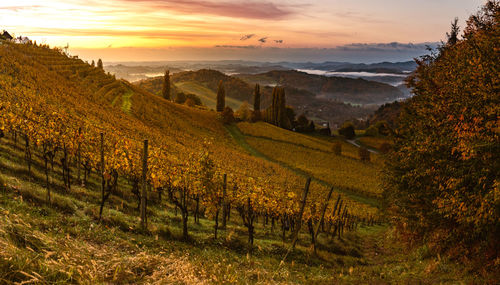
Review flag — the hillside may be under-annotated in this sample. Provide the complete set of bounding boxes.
[238,70,404,105]
[0,40,488,284]
[136,69,375,124]
[0,40,383,283]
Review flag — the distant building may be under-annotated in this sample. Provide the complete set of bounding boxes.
[1,30,13,40]
[15,36,30,44]
[317,121,332,136]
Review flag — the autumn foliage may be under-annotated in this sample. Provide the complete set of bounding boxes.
[385,1,499,269]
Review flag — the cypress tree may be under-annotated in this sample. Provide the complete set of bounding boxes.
[253,84,261,112]
[162,70,171,100]
[216,80,225,112]
[270,87,278,124]
[278,88,286,127]
[97,59,103,70]
[91,60,95,67]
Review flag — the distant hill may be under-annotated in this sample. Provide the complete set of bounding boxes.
[292,61,417,73]
[135,69,376,124]
[369,100,404,128]
[237,70,404,105]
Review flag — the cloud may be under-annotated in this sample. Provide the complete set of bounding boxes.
[240,34,255,41]
[337,42,439,52]
[121,0,296,20]
[0,5,42,12]
[214,45,259,49]
[258,37,268,43]
[26,27,221,40]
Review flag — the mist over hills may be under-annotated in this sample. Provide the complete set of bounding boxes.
[134,67,405,125]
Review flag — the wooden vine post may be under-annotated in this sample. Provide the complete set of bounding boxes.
[140,139,149,229]
[221,173,228,229]
[291,177,311,249]
[313,186,334,252]
[77,127,81,186]
[98,133,105,222]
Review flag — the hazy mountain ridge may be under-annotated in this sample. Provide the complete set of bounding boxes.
[237,70,403,105]
[135,68,387,124]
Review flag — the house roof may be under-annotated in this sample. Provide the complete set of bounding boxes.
[2,31,13,40]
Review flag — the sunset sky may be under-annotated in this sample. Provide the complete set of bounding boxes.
[1,0,484,62]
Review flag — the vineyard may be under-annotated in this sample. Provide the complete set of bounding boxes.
[237,122,384,198]
[0,38,487,283]
[0,39,383,270]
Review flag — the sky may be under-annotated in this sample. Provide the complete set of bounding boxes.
[0,0,485,62]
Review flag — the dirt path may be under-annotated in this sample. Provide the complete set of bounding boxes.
[346,139,379,154]
[225,124,381,208]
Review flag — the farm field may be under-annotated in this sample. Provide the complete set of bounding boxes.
[237,122,384,198]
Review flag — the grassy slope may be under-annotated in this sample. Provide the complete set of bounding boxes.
[0,137,474,284]
[0,43,479,284]
[227,124,380,208]
[174,81,244,110]
[236,122,384,200]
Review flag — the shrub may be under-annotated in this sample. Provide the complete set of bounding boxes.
[365,125,379,137]
[374,121,390,136]
[250,110,261,122]
[185,98,195,107]
[221,107,235,124]
[185,93,202,106]
[379,142,392,154]
[174,92,186,104]
[338,121,355,139]
[359,147,370,162]
[235,101,252,122]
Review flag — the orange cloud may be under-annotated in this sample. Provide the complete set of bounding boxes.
[121,0,298,19]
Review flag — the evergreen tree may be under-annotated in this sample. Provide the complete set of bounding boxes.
[216,80,225,112]
[97,59,103,70]
[253,84,261,112]
[278,88,287,127]
[162,70,171,100]
[91,60,95,67]
[446,17,460,46]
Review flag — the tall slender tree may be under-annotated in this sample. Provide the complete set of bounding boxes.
[252,84,261,121]
[253,84,261,112]
[216,80,225,112]
[278,88,287,128]
[162,70,171,100]
[97,58,103,70]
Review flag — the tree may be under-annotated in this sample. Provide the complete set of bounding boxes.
[446,17,460,46]
[221,107,234,124]
[186,93,202,106]
[236,101,252,122]
[97,58,103,70]
[175,92,186,104]
[91,60,95,67]
[216,80,225,112]
[385,1,499,269]
[267,86,290,128]
[338,121,355,139]
[162,70,171,100]
[185,98,195,107]
[253,84,261,121]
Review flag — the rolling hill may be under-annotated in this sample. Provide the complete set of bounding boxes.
[0,39,389,284]
[0,39,482,284]
[237,70,404,105]
[135,69,378,124]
